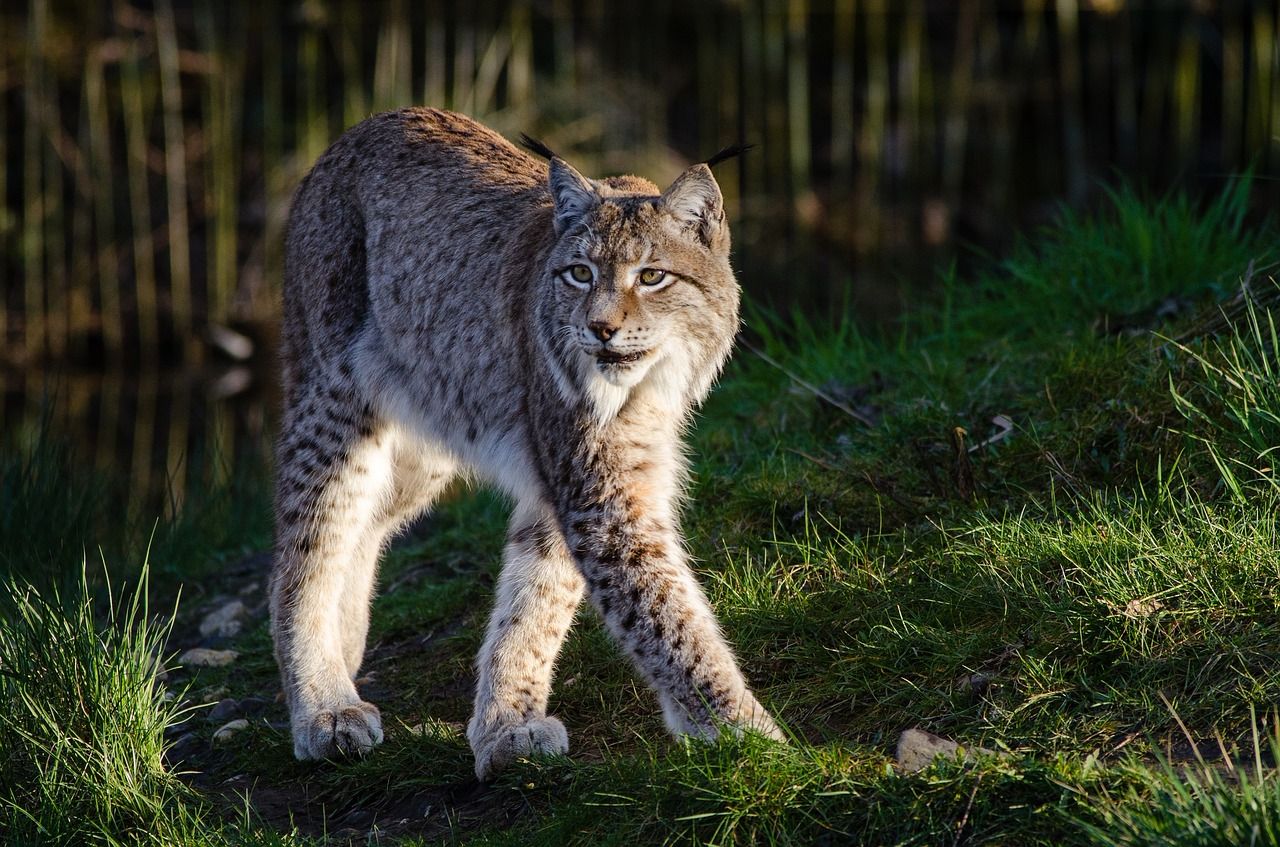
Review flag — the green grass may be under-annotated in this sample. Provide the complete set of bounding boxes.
[3,180,1280,844]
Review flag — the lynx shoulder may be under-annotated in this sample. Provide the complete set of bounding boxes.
[270,107,781,780]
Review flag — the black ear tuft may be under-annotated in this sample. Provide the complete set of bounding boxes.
[703,143,754,169]
[519,133,559,161]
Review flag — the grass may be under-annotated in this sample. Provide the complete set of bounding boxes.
[3,180,1280,844]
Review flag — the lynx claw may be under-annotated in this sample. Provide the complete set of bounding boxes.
[471,715,569,781]
[293,700,384,760]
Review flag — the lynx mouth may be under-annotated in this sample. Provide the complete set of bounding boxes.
[595,348,650,366]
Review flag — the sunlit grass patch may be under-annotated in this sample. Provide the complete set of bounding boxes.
[0,563,202,844]
[1171,281,1280,501]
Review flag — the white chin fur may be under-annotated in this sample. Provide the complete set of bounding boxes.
[580,354,653,423]
[576,343,697,425]
[594,357,655,388]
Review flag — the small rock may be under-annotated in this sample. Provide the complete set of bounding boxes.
[895,728,994,773]
[1123,598,1165,619]
[164,731,200,765]
[199,600,248,638]
[208,323,254,361]
[955,672,993,696]
[179,647,238,668]
[213,719,250,744]
[342,809,375,828]
[208,698,241,722]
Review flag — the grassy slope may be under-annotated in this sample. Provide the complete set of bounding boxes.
[3,181,1280,845]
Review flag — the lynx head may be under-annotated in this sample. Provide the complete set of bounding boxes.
[532,151,741,422]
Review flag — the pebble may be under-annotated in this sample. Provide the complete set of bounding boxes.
[213,719,249,743]
[178,647,239,668]
[895,728,996,773]
[199,600,248,638]
[955,672,994,696]
[164,731,200,765]
[208,697,241,722]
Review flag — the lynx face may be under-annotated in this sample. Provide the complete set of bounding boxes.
[536,162,741,413]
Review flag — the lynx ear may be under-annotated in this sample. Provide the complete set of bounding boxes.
[549,158,598,235]
[661,164,725,248]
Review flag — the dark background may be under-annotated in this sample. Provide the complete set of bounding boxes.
[3,0,1279,507]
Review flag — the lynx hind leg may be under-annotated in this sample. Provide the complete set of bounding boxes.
[271,383,400,761]
[468,502,584,780]
[338,436,458,678]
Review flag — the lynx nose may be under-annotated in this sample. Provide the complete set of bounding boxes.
[588,320,619,342]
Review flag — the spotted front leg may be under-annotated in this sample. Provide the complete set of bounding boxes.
[560,499,782,744]
[467,502,585,780]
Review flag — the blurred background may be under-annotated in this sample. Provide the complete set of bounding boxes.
[2,0,1279,512]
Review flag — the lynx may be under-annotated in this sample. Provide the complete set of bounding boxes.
[270,108,782,780]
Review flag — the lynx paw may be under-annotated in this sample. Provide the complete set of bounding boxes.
[293,700,384,760]
[471,716,569,781]
[736,694,786,742]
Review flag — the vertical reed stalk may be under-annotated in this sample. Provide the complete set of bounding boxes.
[373,0,412,113]
[551,0,575,89]
[1172,15,1201,164]
[896,1,926,188]
[1258,7,1280,171]
[719,11,743,210]
[1223,4,1243,167]
[696,7,719,159]
[857,0,888,251]
[1113,7,1137,166]
[423,0,447,107]
[1055,0,1086,205]
[471,29,512,117]
[901,0,928,189]
[298,13,324,164]
[785,0,811,203]
[69,85,95,360]
[830,0,856,192]
[742,2,757,203]
[981,7,1012,223]
[0,40,8,354]
[762,1,786,200]
[155,0,193,357]
[121,33,159,355]
[453,8,476,114]
[22,0,48,363]
[86,47,124,360]
[1139,16,1172,173]
[42,71,67,362]
[507,4,533,119]
[196,3,242,326]
[1272,11,1280,171]
[942,2,976,210]
[338,3,368,128]
[262,7,284,314]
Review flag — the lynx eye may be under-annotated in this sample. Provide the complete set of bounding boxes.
[638,268,667,286]
[569,264,593,283]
